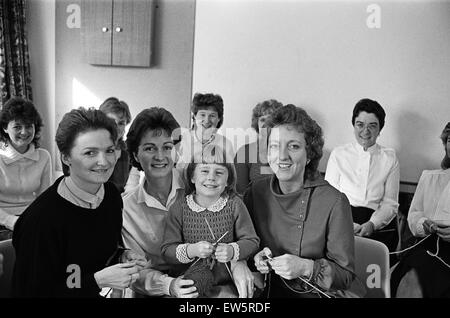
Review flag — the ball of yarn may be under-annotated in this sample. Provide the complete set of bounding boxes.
[184,261,215,297]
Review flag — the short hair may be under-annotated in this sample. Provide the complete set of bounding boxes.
[352,98,386,131]
[251,99,283,133]
[0,97,43,148]
[55,107,118,176]
[266,104,324,182]
[99,97,131,124]
[440,122,450,170]
[185,144,237,197]
[191,93,224,128]
[126,107,180,171]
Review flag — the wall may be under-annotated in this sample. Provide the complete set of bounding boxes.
[193,0,450,184]
[54,0,195,169]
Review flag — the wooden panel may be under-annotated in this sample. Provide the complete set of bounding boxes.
[112,0,154,67]
[81,0,113,65]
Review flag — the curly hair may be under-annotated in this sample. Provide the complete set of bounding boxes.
[352,98,386,131]
[251,99,283,133]
[126,107,180,171]
[191,93,224,128]
[265,104,324,181]
[99,97,131,124]
[55,107,118,176]
[0,97,43,148]
[185,144,237,197]
[440,122,450,170]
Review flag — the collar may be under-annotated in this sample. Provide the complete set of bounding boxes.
[65,176,105,206]
[137,168,184,208]
[0,143,39,165]
[193,129,216,145]
[353,142,379,155]
[269,174,328,195]
[186,194,229,212]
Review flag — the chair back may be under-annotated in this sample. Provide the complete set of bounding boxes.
[0,239,15,298]
[354,236,390,298]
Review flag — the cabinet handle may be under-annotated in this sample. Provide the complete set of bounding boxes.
[101,27,109,33]
[115,27,123,33]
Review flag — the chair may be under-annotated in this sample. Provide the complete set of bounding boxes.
[354,236,390,298]
[0,239,15,298]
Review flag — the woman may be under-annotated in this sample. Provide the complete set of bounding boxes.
[325,99,400,253]
[176,93,235,171]
[391,122,450,298]
[234,99,282,194]
[122,107,255,298]
[0,97,52,241]
[244,104,358,298]
[99,97,132,193]
[12,107,145,297]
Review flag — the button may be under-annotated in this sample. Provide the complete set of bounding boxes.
[298,225,302,229]
[299,215,303,219]
[301,200,305,204]
[32,192,36,196]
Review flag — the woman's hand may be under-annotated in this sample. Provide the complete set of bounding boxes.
[423,219,438,235]
[435,221,450,242]
[214,243,234,263]
[354,221,375,237]
[230,261,255,298]
[253,247,273,274]
[169,276,198,298]
[121,249,147,270]
[94,262,140,289]
[353,222,362,234]
[270,254,314,280]
[187,241,214,259]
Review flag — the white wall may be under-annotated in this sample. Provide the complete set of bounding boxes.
[193,0,450,183]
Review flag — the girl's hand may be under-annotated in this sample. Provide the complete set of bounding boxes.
[94,262,140,289]
[253,247,273,274]
[121,250,147,269]
[214,243,234,263]
[187,241,214,259]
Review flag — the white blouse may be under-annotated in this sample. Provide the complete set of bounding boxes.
[325,142,400,230]
[408,169,450,237]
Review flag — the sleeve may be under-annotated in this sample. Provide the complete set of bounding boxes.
[312,192,355,291]
[324,150,340,190]
[160,197,192,264]
[131,266,174,297]
[0,208,18,230]
[38,150,53,196]
[234,145,250,195]
[231,197,260,261]
[407,172,428,237]
[369,155,400,230]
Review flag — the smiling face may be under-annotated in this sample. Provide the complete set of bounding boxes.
[134,129,176,180]
[3,120,35,153]
[191,163,229,202]
[353,111,380,150]
[193,107,220,142]
[268,124,308,186]
[62,129,117,194]
[106,111,127,140]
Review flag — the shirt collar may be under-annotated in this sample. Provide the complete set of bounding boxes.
[269,174,328,195]
[65,176,105,207]
[186,193,229,212]
[137,168,184,209]
[1,143,39,165]
[353,142,379,155]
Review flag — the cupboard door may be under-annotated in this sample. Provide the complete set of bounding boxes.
[112,0,154,67]
[82,0,113,65]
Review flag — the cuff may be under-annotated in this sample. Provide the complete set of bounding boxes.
[4,214,19,231]
[176,243,193,263]
[230,242,240,261]
[416,217,428,236]
[161,275,175,296]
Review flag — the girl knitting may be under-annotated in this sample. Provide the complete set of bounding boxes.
[161,145,260,297]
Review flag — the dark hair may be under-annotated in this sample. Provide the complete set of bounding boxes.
[440,122,450,170]
[0,97,43,148]
[55,107,118,176]
[251,99,283,133]
[266,104,324,182]
[351,98,386,131]
[99,97,131,124]
[185,144,237,197]
[191,93,224,129]
[126,107,180,171]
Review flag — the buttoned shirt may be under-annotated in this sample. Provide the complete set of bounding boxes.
[57,176,105,209]
[325,142,400,230]
[0,143,52,229]
[408,169,450,237]
[121,169,185,296]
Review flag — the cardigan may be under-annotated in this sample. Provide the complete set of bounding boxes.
[12,176,123,297]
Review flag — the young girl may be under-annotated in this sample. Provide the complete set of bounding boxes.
[161,145,259,297]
